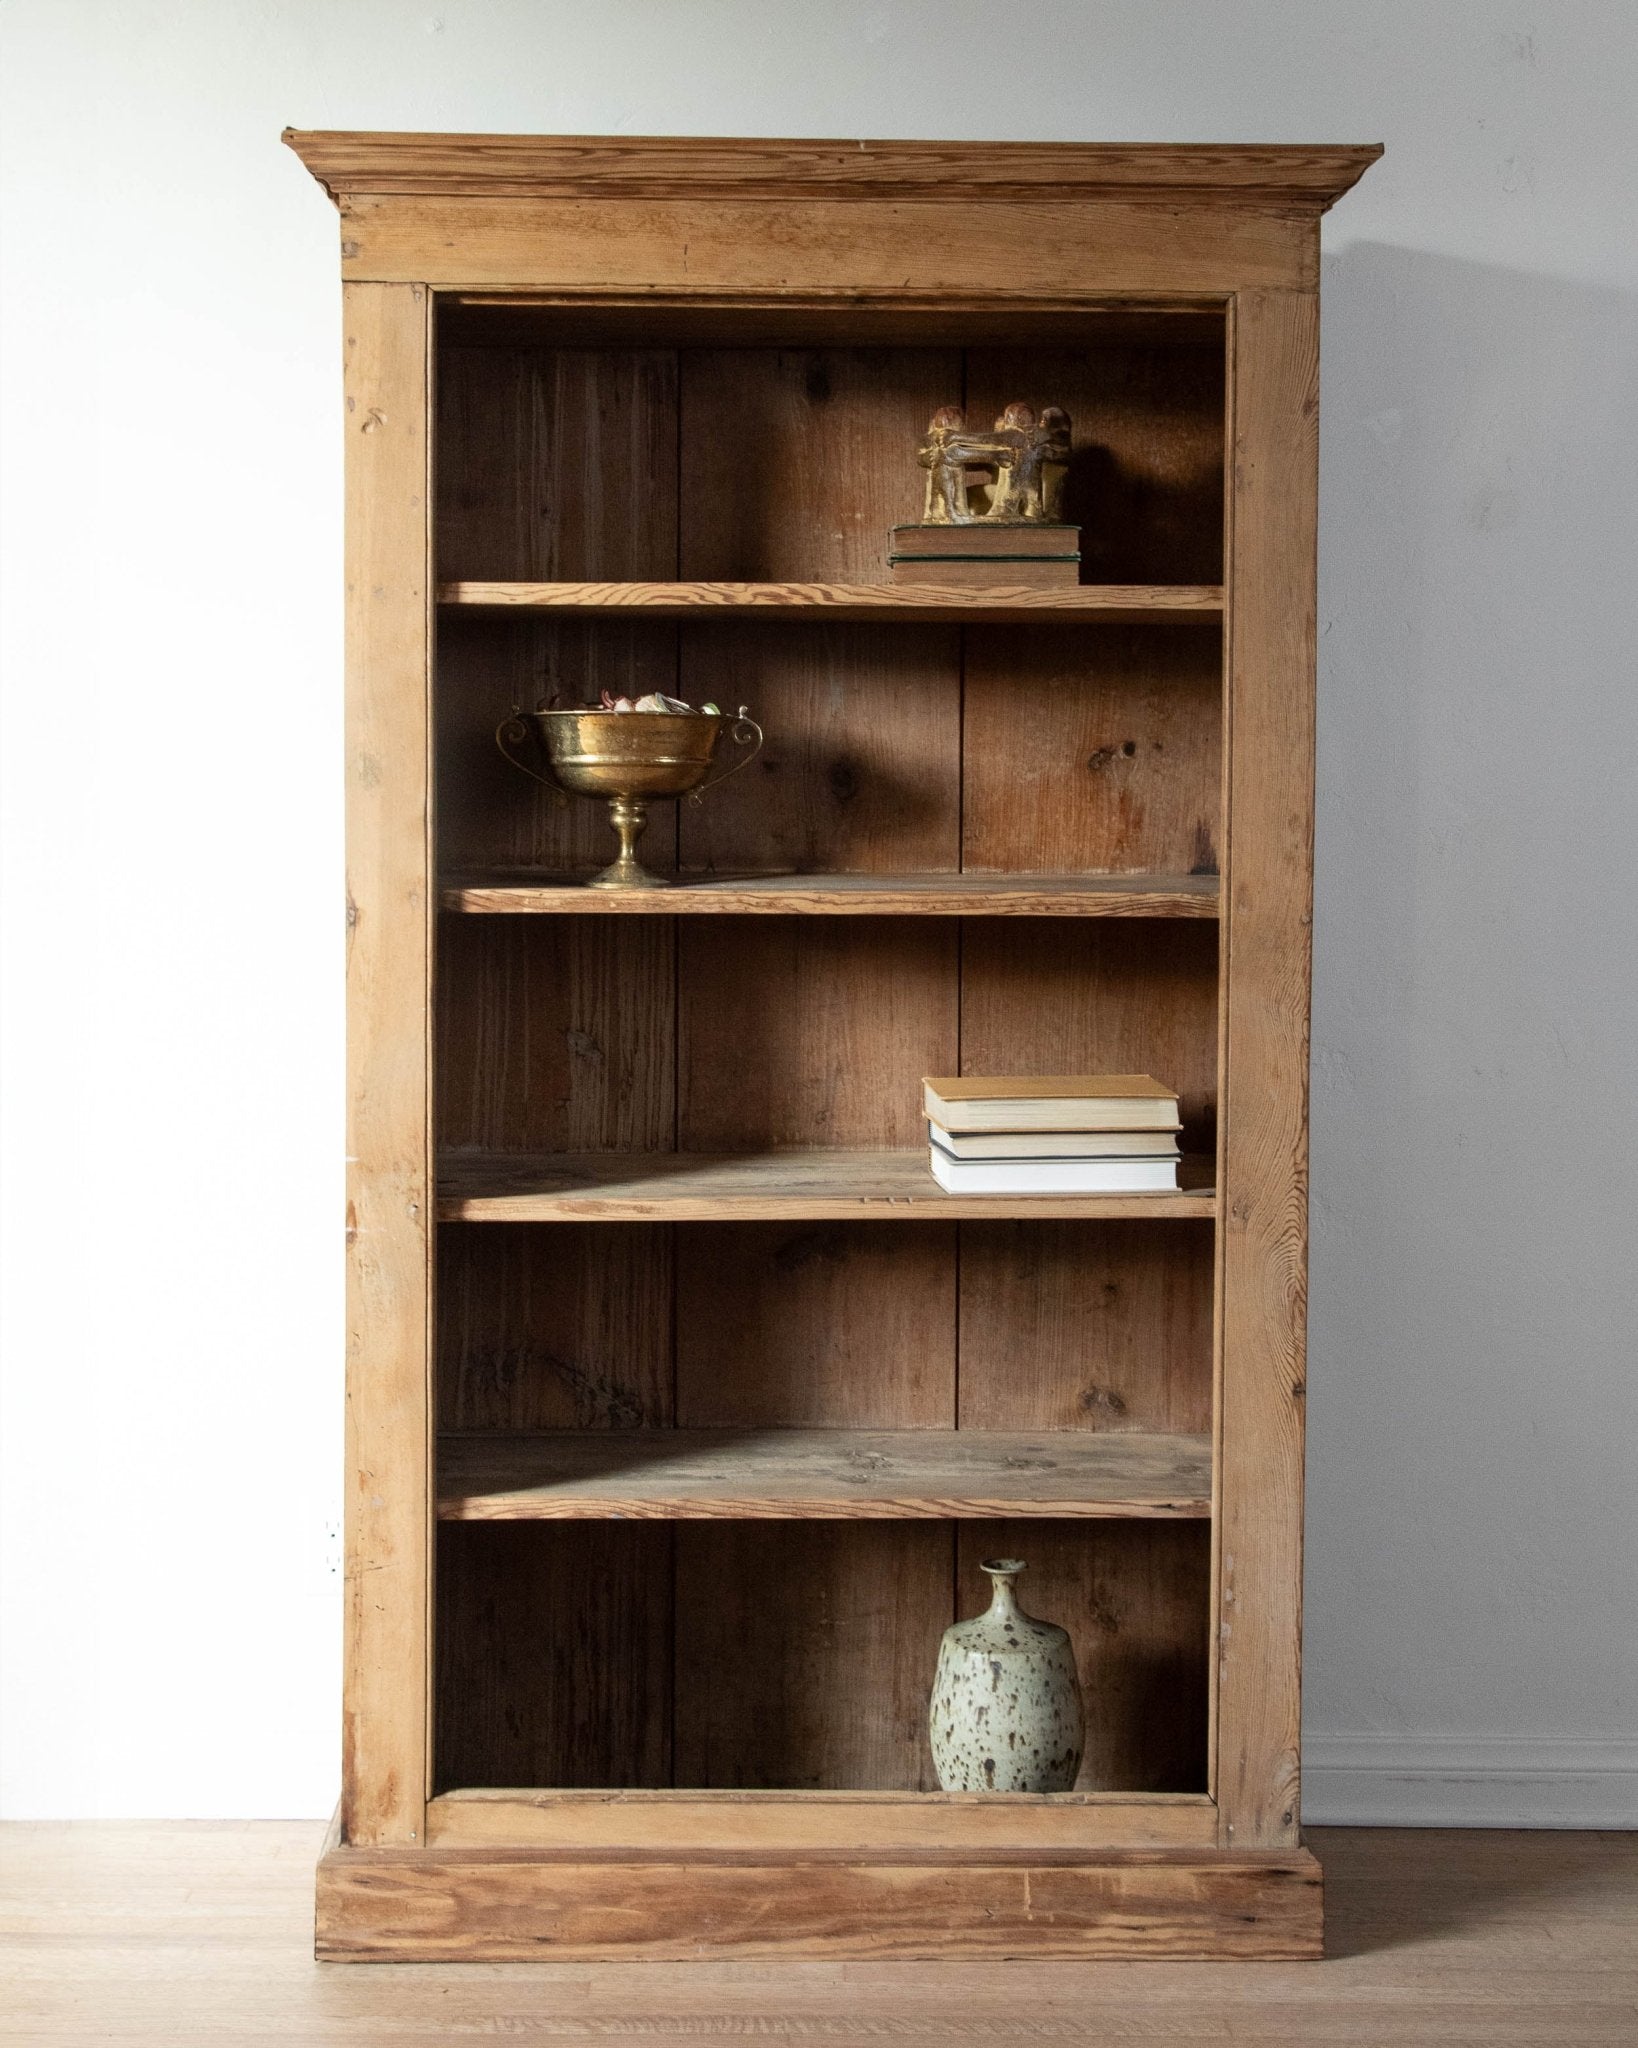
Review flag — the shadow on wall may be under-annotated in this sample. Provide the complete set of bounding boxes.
[1304,242,1638,1738]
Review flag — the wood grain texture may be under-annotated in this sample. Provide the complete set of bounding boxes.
[335,196,1316,294]
[673,1522,952,1791]
[435,1523,671,1792]
[434,339,679,873]
[675,1222,956,1428]
[315,1839,1320,1960]
[966,344,1226,584]
[442,300,1230,348]
[436,1223,672,1430]
[437,616,683,874]
[438,579,1224,621]
[958,1523,1211,1794]
[1214,290,1320,1850]
[960,921,1220,1155]
[442,872,1222,915]
[427,1788,1217,1852]
[962,625,1222,875]
[341,281,433,1849]
[959,1220,1215,1434]
[677,921,957,1149]
[436,346,678,582]
[681,348,952,580]
[436,1428,1213,1520]
[436,915,674,1151]
[437,1149,1217,1222]
[677,624,962,875]
[287,130,1382,208]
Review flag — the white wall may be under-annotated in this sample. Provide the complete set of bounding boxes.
[2,0,1633,1825]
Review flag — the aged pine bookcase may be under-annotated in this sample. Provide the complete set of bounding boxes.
[287,130,1379,1961]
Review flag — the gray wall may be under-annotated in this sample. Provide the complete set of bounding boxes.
[1,0,1633,1820]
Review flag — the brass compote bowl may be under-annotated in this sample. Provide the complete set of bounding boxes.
[496,705,763,889]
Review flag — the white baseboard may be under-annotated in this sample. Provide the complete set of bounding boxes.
[1304,1734,1638,1827]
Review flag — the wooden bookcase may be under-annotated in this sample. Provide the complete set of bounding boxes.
[288,130,1379,1961]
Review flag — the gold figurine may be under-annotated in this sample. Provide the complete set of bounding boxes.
[916,402,1072,525]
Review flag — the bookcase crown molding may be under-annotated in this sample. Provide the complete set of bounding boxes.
[284,129,1382,212]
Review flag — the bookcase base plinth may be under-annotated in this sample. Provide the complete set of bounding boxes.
[315,1835,1323,1962]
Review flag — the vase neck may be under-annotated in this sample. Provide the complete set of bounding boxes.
[981,1558,1027,1624]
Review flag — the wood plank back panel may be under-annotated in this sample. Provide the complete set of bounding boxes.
[436,345,677,581]
[675,351,964,872]
[679,348,954,580]
[678,623,961,875]
[675,1222,956,1428]
[436,916,674,1152]
[434,342,680,873]
[1214,290,1319,1849]
[965,343,1224,583]
[959,1220,1215,1434]
[436,1523,671,1790]
[960,921,1220,1156]
[673,1523,953,1791]
[437,1223,673,1431]
[677,920,957,1149]
[962,624,1221,876]
[437,616,680,874]
[341,281,434,1848]
[957,1523,1210,1794]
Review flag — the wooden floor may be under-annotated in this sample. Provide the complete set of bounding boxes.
[2,1823,1635,2043]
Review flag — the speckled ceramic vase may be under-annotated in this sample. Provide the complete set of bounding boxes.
[929,1558,1084,1793]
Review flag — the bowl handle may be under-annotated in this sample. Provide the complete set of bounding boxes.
[495,717,570,806]
[689,709,764,803]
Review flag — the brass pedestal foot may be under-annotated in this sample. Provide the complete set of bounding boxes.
[587,794,670,889]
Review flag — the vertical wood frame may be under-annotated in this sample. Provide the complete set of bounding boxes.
[1215,288,1319,1847]
[344,280,434,1846]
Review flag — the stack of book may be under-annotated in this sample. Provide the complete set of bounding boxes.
[888,523,1082,588]
[923,1074,1182,1194]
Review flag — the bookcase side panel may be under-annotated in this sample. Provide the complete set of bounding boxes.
[1216,288,1319,1850]
[343,280,435,1847]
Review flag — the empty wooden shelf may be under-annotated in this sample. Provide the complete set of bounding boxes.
[440,872,1221,917]
[293,125,1378,1963]
[439,1428,1214,1520]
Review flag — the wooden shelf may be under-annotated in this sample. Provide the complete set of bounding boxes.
[438,1148,1216,1222]
[437,580,1223,624]
[440,872,1220,917]
[438,1428,1213,1521]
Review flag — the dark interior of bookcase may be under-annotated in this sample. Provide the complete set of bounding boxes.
[431,304,1226,1795]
